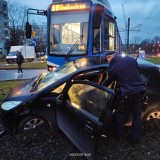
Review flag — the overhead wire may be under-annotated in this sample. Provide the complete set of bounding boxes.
[140,0,160,31]
[153,1,160,16]
[121,0,160,42]
[136,0,160,40]
[122,4,126,26]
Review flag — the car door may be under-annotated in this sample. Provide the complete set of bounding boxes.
[56,80,114,160]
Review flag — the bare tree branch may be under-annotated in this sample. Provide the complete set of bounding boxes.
[7,0,28,46]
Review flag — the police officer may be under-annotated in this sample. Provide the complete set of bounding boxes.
[102,52,145,144]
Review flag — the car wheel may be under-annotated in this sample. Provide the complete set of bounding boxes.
[18,116,45,132]
[142,108,160,130]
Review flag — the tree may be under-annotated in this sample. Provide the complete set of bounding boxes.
[7,0,28,46]
[133,36,141,45]
[152,36,160,44]
[137,36,160,54]
[140,39,152,54]
[35,36,46,53]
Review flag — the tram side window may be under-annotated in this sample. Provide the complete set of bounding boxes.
[93,28,101,53]
[115,28,120,52]
[104,16,115,51]
[93,12,101,54]
[104,19,109,51]
[109,22,115,50]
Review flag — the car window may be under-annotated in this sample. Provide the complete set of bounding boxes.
[67,83,111,119]
[140,67,160,89]
[141,73,150,85]
[51,83,66,94]
[72,69,107,84]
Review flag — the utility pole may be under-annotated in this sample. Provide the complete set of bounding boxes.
[124,18,141,54]
[126,18,130,54]
[122,4,141,54]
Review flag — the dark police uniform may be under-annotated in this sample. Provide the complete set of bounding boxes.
[103,55,145,144]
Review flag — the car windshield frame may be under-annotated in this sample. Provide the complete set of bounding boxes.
[34,57,105,92]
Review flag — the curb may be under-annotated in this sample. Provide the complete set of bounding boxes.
[0,79,28,82]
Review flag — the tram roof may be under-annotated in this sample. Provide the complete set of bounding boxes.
[52,0,112,12]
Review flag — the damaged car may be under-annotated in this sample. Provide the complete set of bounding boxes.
[0,56,160,160]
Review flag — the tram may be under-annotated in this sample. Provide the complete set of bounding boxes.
[26,0,122,70]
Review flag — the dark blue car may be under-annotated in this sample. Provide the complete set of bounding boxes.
[0,56,160,160]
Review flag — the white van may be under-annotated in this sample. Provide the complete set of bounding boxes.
[6,46,35,63]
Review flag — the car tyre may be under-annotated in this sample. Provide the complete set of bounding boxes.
[18,116,46,132]
[142,108,160,130]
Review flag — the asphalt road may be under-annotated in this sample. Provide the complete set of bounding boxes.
[0,64,159,81]
[0,69,47,81]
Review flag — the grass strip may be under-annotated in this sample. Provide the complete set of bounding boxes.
[0,61,47,69]
[145,57,160,64]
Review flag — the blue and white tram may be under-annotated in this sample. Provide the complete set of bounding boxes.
[27,0,122,70]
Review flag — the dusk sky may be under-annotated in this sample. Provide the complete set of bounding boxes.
[20,0,160,43]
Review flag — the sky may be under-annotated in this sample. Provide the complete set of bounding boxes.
[20,0,160,44]
[110,0,160,43]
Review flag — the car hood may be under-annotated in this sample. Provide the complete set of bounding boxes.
[5,78,34,101]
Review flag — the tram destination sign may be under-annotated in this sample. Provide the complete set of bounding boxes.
[51,2,90,12]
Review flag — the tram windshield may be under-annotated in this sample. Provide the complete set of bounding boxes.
[50,11,89,56]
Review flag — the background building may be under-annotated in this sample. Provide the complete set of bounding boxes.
[0,0,9,57]
[32,22,47,38]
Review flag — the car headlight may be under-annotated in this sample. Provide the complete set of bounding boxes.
[1,101,22,111]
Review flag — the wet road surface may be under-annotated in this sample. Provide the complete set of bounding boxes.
[0,64,159,81]
[0,69,47,81]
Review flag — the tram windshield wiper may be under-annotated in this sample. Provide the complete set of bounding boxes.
[65,23,85,60]
[65,39,79,60]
